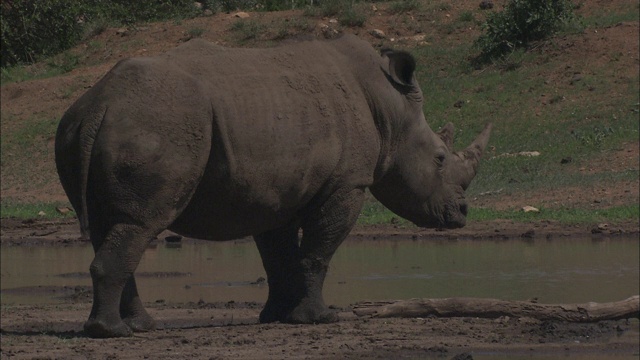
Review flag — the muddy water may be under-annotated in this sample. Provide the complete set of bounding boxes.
[1,236,638,306]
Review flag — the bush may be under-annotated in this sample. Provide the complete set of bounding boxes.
[1,1,85,67]
[1,0,200,68]
[475,0,576,62]
[339,7,366,27]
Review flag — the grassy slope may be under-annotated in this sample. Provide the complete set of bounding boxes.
[0,1,638,224]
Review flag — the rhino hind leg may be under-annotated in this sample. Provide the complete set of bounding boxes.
[120,276,156,332]
[255,188,365,324]
[84,223,162,338]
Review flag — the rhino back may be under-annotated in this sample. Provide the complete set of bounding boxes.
[164,38,382,239]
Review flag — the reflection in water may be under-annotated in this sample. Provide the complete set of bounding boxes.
[1,237,638,306]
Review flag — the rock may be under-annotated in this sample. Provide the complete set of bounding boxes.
[497,151,541,158]
[55,206,72,215]
[320,24,340,39]
[570,73,583,84]
[38,211,46,217]
[412,34,426,42]
[371,5,378,11]
[193,1,203,9]
[234,12,250,18]
[521,229,536,238]
[369,29,386,39]
[203,9,213,16]
[329,18,338,23]
[522,206,539,213]
[116,28,129,36]
[479,1,494,10]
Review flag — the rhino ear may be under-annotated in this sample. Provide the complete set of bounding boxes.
[381,49,417,87]
[438,122,455,152]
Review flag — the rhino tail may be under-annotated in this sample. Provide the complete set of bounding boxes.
[76,106,108,240]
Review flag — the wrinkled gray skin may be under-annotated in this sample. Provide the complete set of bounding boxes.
[55,34,491,338]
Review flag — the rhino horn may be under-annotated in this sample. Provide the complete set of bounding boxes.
[455,123,492,190]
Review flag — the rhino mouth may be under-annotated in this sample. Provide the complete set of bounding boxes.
[419,199,467,229]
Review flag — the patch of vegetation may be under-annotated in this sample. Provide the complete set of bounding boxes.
[581,2,639,28]
[1,0,201,68]
[230,19,265,41]
[186,26,206,39]
[339,7,367,27]
[468,205,639,224]
[303,0,367,25]
[388,0,421,14]
[474,0,577,63]
[1,49,88,84]
[272,18,312,40]
[315,0,345,17]
[427,2,452,12]
[571,126,615,147]
[0,201,75,220]
[359,200,639,226]
[358,198,410,226]
[410,30,639,204]
[1,115,60,194]
[458,10,475,23]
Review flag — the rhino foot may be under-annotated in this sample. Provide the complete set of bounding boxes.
[123,313,156,333]
[84,318,133,338]
[287,306,338,324]
[260,299,338,324]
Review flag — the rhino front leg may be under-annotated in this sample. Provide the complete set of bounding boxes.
[255,188,365,324]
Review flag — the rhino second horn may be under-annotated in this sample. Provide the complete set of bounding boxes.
[458,123,492,189]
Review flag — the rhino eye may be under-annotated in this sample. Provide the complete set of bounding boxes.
[435,153,446,167]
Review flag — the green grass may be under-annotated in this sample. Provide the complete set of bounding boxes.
[468,205,639,224]
[0,115,60,195]
[186,26,206,38]
[1,51,80,84]
[581,3,639,28]
[409,38,639,199]
[357,202,640,226]
[0,201,75,219]
[388,0,421,14]
[339,7,367,27]
[230,20,265,41]
[358,200,406,225]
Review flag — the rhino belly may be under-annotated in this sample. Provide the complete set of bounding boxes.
[167,176,312,241]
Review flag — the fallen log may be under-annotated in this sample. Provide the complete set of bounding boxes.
[352,295,639,322]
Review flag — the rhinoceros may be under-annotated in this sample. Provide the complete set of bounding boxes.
[55,34,491,338]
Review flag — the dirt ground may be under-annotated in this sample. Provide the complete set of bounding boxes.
[1,218,639,359]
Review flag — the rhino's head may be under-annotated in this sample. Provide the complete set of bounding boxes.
[369,50,492,229]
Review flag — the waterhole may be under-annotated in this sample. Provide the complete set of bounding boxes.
[1,236,638,306]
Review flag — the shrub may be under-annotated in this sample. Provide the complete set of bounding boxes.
[1,0,200,68]
[1,0,85,67]
[475,0,576,62]
[230,19,265,40]
[339,7,366,27]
